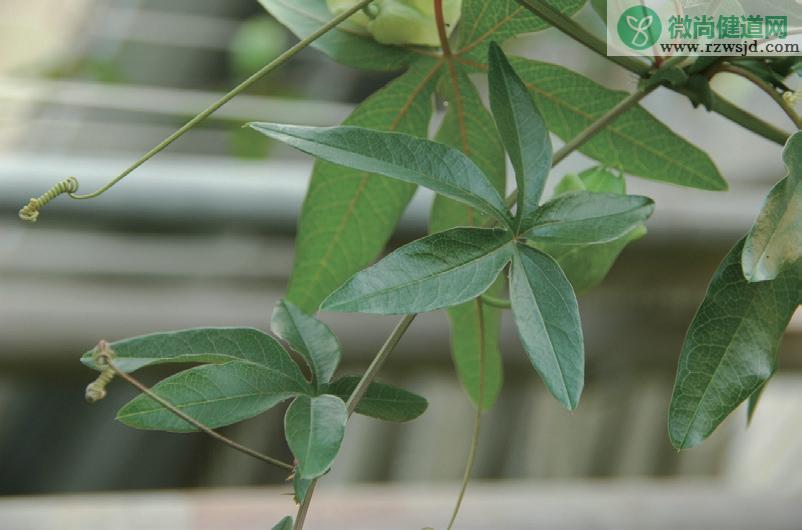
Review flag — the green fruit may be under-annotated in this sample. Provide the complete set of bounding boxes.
[325,0,462,47]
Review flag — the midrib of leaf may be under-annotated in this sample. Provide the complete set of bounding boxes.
[522,78,719,187]
[295,59,444,307]
[531,224,643,260]
[446,61,470,156]
[458,7,526,55]
[677,288,762,448]
[120,372,301,419]
[342,239,512,304]
[303,400,317,467]
[445,59,475,224]
[517,249,573,405]
[359,396,420,404]
[529,207,648,236]
[751,184,799,274]
[391,61,444,129]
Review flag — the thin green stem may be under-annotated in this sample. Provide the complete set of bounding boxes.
[97,352,294,472]
[19,0,377,221]
[552,84,656,166]
[293,314,417,530]
[293,481,317,530]
[75,0,374,199]
[510,0,650,75]
[704,94,790,145]
[345,314,417,414]
[446,299,487,530]
[715,64,802,130]
[511,0,791,146]
[447,407,481,530]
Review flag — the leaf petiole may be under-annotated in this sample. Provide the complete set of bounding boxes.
[480,293,512,309]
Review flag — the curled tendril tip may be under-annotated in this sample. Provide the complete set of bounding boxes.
[18,177,79,223]
[85,340,116,403]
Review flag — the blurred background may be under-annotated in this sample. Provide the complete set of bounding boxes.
[1,0,801,528]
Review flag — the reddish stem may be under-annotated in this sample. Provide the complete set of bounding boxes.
[434,0,452,56]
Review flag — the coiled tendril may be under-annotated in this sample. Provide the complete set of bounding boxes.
[18,177,79,223]
[85,340,116,403]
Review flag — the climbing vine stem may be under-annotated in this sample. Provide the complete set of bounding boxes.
[447,300,487,530]
[293,314,417,530]
[17,0,377,223]
[88,342,294,472]
[714,64,802,130]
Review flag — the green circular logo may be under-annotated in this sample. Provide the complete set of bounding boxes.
[617,6,662,50]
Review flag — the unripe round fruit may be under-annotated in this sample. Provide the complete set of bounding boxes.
[326,0,462,47]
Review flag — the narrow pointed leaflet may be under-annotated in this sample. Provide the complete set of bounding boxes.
[249,123,514,228]
[510,244,584,409]
[321,227,515,314]
[488,41,552,226]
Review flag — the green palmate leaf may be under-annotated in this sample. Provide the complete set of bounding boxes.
[271,299,341,391]
[510,244,584,409]
[249,123,513,228]
[258,0,414,71]
[321,227,515,314]
[456,0,586,60]
[534,167,647,293]
[509,57,727,191]
[327,376,428,421]
[554,166,625,195]
[117,361,311,432]
[742,132,802,282]
[285,394,348,479]
[488,42,551,224]
[429,62,506,411]
[283,59,439,313]
[81,327,304,376]
[668,240,801,449]
[523,191,654,244]
[446,282,505,410]
[271,516,293,530]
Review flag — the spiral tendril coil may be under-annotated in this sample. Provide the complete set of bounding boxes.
[18,177,79,223]
[85,341,116,404]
